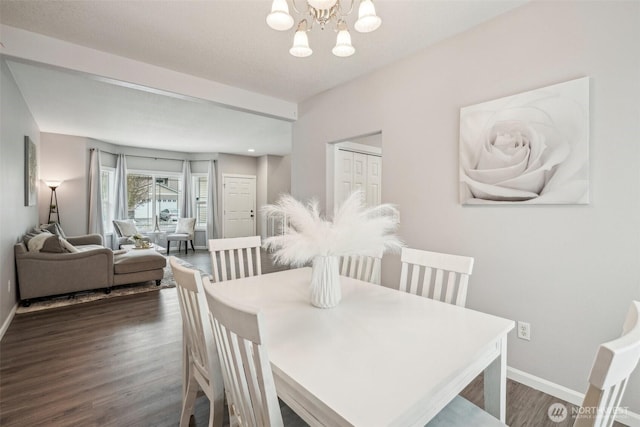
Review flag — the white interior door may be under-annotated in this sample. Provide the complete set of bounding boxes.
[367,155,382,206]
[353,152,367,195]
[223,175,256,238]
[335,149,354,207]
[334,148,382,209]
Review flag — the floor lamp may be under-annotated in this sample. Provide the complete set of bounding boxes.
[46,180,62,224]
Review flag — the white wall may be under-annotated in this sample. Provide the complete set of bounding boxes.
[257,156,269,237]
[292,0,640,415]
[38,133,90,236]
[266,155,291,204]
[257,154,291,238]
[0,58,40,333]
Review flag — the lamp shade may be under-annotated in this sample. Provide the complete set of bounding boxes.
[267,0,294,31]
[332,29,355,57]
[354,0,381,33]
[45,180,62,189]
[290,29,312,57]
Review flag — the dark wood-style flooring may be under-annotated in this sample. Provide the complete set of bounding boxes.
[0,250,611,426]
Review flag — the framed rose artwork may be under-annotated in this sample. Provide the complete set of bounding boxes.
[459,77,589,204]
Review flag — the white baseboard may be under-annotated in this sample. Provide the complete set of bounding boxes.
[508,367,640,427]
[0,303,17,342]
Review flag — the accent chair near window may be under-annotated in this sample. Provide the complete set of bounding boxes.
[167,218,196,255]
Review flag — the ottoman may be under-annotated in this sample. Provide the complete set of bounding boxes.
[112,248,166,288]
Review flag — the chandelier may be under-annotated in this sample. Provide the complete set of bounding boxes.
[266,0,382,58]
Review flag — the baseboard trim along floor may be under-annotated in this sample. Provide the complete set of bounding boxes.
[0,303,17,342]
[507,367,640,427]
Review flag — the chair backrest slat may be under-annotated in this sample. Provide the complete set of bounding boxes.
[456,275,469,307]
[209,236,262,283]
[399,247,474,307]
[229,250,237,280]
[246,248,254,277]
[338,250,383,285]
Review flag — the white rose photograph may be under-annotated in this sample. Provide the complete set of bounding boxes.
[459,77,589,205]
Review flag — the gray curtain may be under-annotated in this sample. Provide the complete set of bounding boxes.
[207,160,220,240]
[88,149,104,239]
[181,160,193,218]
[112,154,128,248]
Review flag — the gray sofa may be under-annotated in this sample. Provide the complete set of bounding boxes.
[15,233,166,306]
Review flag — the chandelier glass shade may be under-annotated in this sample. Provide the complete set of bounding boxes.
[266,0,381,58]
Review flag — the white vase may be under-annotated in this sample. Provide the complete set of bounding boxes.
[310,255,341,308]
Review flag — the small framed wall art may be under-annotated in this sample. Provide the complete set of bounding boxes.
[24,135,38,207]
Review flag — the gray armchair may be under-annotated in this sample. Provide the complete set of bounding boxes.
[112,219,150,248]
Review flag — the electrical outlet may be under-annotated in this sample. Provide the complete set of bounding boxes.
[517,321,531,341]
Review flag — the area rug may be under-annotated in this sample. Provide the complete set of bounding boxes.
[15,258,207,314]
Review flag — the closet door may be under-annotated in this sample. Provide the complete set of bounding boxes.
[367,155,382,206]
[335,149,354,207]
[353,153,367,195]
[334,149,382,208]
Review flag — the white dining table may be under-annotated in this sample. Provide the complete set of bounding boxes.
[204,267,514,427]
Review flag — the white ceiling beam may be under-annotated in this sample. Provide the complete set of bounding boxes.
[0,25,297,121]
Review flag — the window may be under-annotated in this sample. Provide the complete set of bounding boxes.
[127,173,182,231]
[193,175,208,227]
[101,169,115,232]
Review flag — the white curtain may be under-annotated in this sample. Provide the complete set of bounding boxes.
[181,160,193,218]
[88,149,104,239]
[207,160,220,240]
[112,154,128,248]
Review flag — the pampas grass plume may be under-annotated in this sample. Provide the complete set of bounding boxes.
[262,192,404,267]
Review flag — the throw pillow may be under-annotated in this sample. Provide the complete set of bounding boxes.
[113,219,138,237]
[175,218,195,234]
[40,235,66,253]
[38,223,66,238]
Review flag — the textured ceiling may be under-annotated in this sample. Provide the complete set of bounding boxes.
[0,0,528,154]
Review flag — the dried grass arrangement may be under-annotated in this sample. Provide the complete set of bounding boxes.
[262,191,403,308]
[262,191,403,266]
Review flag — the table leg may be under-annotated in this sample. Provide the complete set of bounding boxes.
[484,336,507,422]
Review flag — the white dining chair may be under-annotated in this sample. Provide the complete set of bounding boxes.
[574,300,640,427]
[205,285,284,427]
[399,247,474,307]
[430,300,640,427]
[170,256,225,427]
[339,249,383,285]
[208,236,262,283]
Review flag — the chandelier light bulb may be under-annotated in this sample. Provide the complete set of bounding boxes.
[290,28,312,58]
[267,0,381,57]
[267,0,294,31]
[332,29,355,57]
[355,0,381,33]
